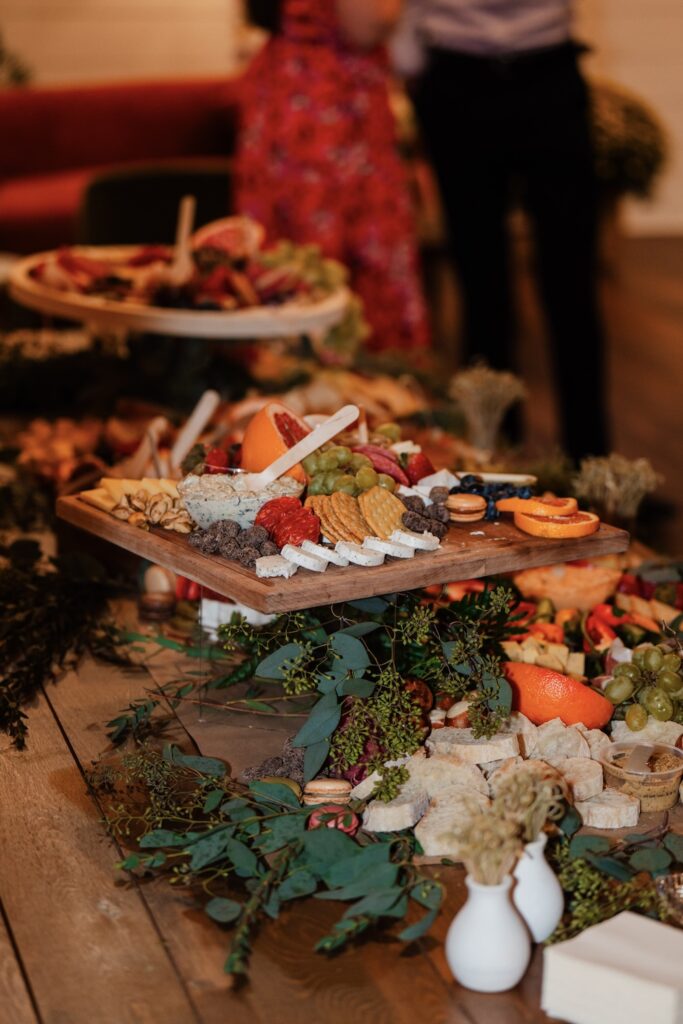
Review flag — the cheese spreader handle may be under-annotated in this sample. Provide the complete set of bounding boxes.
[247,405,360,490]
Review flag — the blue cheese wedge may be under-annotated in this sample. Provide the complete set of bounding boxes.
[301,539,349,566]
[178,472,303,529]
[255,555,299,579]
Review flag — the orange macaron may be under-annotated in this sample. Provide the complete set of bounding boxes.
[446,493,487,523]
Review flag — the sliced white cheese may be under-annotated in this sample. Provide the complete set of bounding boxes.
[362,536,415,559]
[575,724,613,762]
[575,789,640,829]
[390,528,440,551]
[79,487,116,513]
[255,555,299,579]
[407,752,489,798]
[362,788,430,832]
[426,727,520,763]
[414,786,491,858]
[545,757,604,802]
[335,541,385,566]
[610,719,683,747]
[141,477,179,498]
[300,539,349,566]
[280,545,327,572]
[502,712,538,758]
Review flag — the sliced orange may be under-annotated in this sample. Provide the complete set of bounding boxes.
[503,661,613,728]
[240,401,311,483]
[513,510,600,539]
[496,496,578,516]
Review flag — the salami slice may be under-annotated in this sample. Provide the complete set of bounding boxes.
[255,497,302,532]
[273,509,320,548]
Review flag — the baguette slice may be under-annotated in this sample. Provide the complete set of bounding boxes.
[362,788,430,832]
[575,724,612,761]
[408,753,489,798]
[535,719,590,759]
[544,756,604,801]
[575,789,640,829]
[414,786,491,858]
[427,727,520,763]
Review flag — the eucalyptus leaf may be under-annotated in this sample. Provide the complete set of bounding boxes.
[206,897,242,924]
[278,869,318,901]
[189,828,236,870]
[339,622,382,638]
[203,789,225,813]
[242,699,275,712]
[569,835,611,859]
[301,828,358,880]
[119,853,140,870]
[559,806,582,838]
[163,745,227,778]
[664,832,683,862]
[254,814,306,853]
[248,780,301,807]
[139,828,189,849]
[304,738,330,782]
[329,633,370,672]
[398,905,439,942]
[316,674,340,695]
[586,855,634,882]
[292,692,341,748]
[410,879,442,911]
[315,862,398,901]
[336,678,376,698]
[347,597,388,613]
[629,848,672,875]
[484,676,512,713]
[255,643,304,680]
[342,888,405,919]
[324,842,390,889]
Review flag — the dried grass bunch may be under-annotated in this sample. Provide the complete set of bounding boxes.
[448,364,527,453]
[492,765,567,843]
[455,811,523,885]
[574,452,662,521]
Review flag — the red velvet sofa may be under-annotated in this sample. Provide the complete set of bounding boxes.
[0,77,241,253]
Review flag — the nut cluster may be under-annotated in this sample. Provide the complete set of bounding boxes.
[111,490,192,533]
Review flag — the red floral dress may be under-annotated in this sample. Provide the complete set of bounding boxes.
[235,0,430,352]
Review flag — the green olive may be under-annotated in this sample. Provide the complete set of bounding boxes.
[643,686,674,721]
[625,704,648,731]
[642,647,664,673]
[604,678,635,704]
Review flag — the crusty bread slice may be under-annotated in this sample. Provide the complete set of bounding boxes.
[544,757,604,801]
[408,753,488,798]
[362,788,429,832]
[426,727,520,763]
[575,789,640,829]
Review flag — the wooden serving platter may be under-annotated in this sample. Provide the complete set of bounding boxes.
[57,496,629,613]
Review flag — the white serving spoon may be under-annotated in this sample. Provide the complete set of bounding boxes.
[114,415,169,479]
[170,389,222,472]
[161,195,196,286]
[241,404,360,491]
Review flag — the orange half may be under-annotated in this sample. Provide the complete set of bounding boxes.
[240,402,311,483]
[513,509,600,539]
[503,661,613,728]
[497,496,578,516]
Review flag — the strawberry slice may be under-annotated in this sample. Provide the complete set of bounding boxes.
[405,452,435,484]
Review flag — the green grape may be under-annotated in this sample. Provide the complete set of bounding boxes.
[625,704,648,731]
[324,470,343,491]
[642,647,664,673]
[333,474,356,494]
[662,653,682,673]
[350,453,372,472]
[604,678,635,704]
[355,466,379,490]
[632,646,652,668]
[377,473,396,492]
[613,662,642,682]
[643,686,673,721]
[656,669,683,695]
[302,453,320,475]
[376,422,401,442]
[307,474,326,495]
[327,445,352,467]
[318,451,339,472]
[637,685,656,707]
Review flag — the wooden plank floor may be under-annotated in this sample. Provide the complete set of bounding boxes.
[0,658,553,1024]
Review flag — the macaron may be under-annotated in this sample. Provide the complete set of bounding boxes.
[446,493,487,523]
[302,778,353,806]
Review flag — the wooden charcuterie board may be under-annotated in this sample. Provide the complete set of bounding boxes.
[57,496,629,613]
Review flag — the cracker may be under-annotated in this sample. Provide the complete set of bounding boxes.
[314,496,349,544]
[331,491,371,541]
[358,486,406,540]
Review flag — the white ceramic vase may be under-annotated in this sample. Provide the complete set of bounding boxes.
[445,875,531,993]
[512,833,564,942]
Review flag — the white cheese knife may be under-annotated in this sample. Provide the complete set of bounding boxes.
[241,404,359,491]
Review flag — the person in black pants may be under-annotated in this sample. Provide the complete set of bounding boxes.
[411,30,608,461]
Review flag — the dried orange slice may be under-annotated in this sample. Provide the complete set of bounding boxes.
[496,496,578,516]
[240,402,311,483]
[513,510,600,539]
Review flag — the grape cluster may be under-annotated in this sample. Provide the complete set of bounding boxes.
[449,475,533,521]
[303,446,396,497]
[606,644,683,729]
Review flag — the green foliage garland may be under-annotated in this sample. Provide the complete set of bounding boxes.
[89,745,443,977]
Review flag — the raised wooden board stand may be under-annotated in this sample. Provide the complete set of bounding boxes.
[57,495,629,613]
